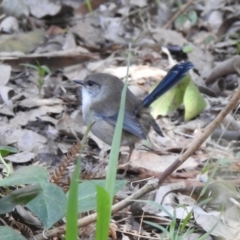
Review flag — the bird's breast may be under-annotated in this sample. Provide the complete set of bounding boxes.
[81,88,93,123]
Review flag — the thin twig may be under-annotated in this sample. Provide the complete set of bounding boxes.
[31,88,240,240]
[163,0,193,29]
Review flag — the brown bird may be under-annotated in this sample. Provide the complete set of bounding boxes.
[74,62,193,156]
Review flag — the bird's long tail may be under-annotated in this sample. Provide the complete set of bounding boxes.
[139,62,194,110]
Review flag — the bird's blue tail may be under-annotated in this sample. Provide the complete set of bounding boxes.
[141,62,194,108]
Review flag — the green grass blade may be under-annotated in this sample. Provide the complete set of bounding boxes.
[65,123,94,239]
[95,43,131,240]
[180,210,192,231]
[85,0,93,12]
[105,43,132,201]
[95,186,111,240]
[66,159,80,240]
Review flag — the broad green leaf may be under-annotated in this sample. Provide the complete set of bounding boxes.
[0,146,18,157]
[66,160,80,240]
[95,186,111,240]
[26,182,67,229]
[76,180,127,213]
[183,81,206,121]
[0,166,48,187]
[151,76,190,118]
[0,184,42,214]
[0,226,27,240]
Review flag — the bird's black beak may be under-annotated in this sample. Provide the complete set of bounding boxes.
[73,80,84,85]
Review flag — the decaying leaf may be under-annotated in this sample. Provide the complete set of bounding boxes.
[0,125,24,145]
[0,30,45,53]
[5,151,36,163]
[129,150,198,172]
[183,81,207,121]
[17,130,47,151]
[194,205,240,239]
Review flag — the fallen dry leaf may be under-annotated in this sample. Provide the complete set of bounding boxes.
[24,0,62,18]
[129,150,198,172]
[5,151,36,163]
[17,130,47,151]
[194,205,240,239]
[0,125,24,145]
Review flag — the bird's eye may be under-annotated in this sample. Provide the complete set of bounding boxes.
[87,80,94,86]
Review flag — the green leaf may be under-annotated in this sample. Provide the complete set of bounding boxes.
[95,186,111,240]
[0,146,18,157]
[0,226,27,240]
[0,166,48,187]
[41,65,51,74]
[174,14,188,29]
[26,182,67,229]
[201,165,211,174]
[95,45,131,240]
[180,209,192,231]
[0,184,42,214]
[38,68,45,78]
[66,160,80,240]
[105,46,131,201]
[150,76,190,118]
[150,74,206,121]
[85,0,93,12]
[76,180,127,213]
[183,81,206,121]
[182,45,194,53]
[188,10,198,25]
